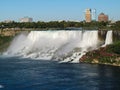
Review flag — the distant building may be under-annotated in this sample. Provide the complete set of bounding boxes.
[92,9,96,21]
[20,17,33,22]
[85,9,92,22]
[3,20,13,23]
[98,13,109,22]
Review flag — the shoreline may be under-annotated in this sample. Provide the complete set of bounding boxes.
[80,62,120,67]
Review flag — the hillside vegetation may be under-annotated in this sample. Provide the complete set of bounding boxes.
[80,41,120,66]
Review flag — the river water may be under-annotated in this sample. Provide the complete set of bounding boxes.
[0,56,120,90]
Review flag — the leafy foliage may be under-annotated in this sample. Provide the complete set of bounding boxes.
[111,21,120,30]
[107,41,120,54]
[0,21,110,30]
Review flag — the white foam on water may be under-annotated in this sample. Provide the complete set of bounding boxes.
[0,85,4,88]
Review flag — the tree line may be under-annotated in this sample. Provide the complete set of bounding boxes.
[0,20,120,30]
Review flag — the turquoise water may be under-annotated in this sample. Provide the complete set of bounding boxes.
[0,57,120,90]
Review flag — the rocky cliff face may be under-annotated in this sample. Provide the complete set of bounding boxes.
[0,30,18,36]
[98,30,120,42]
[113,30,120,42]
[0,30,29,36]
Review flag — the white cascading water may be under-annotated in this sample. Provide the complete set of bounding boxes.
[4,30,113,63]
[102,30,113,47]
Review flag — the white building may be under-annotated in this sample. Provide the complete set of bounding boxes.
[92,9,96,21]
[20,17,33,22]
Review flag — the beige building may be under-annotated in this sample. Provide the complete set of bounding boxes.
[20,17,33,22]
[98,13,109,22]
[85,9,92,22]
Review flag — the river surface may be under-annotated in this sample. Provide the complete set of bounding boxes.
[0,56,120,90]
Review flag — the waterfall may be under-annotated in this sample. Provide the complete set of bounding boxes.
[102,31,113,47]
[4,30,113,63]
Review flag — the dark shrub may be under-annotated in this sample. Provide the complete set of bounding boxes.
[107,41,120,54]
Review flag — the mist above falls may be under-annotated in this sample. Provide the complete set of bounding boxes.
[4,30,113,63]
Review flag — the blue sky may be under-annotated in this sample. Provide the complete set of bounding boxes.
[0,0,120,22]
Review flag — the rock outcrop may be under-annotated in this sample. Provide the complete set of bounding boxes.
[80,46,120,66]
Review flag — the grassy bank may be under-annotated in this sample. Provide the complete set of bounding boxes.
[80,41,120,66]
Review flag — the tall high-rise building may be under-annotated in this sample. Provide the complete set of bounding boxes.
[98,13,109,22]
[85,9,92,22]
[92,9,96,21]
[20,17,33,22]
